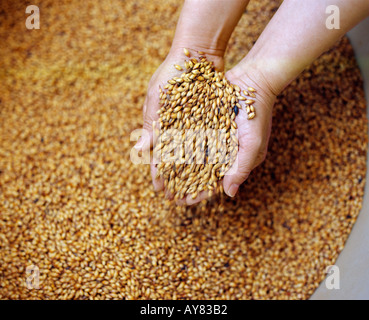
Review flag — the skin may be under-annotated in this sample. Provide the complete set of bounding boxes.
[135,0,369,205]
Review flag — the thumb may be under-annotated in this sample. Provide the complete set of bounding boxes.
[222,138,261,197]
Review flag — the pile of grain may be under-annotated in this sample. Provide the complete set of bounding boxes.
[0,0,367,300]
[155,51,258,200]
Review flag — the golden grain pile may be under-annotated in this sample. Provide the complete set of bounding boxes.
[155,51,257,199]
[0,0,367,300]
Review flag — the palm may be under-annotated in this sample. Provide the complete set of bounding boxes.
[148,50,225,195]
[147,53,275,205]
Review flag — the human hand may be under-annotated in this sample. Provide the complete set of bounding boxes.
[136,0,369,205]
[133,0,254,203]
[173,64,277,205]
[134,47,224,193]
[220,66,276,199]
[140,49,276,205]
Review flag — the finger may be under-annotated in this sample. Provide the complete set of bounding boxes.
[176,189,213,206]
[164,188,174,200]
[223,138,261,197]
[143,99,147,116]
[134,90,160,152]
[150,132,164,191]
[150,162,164,192]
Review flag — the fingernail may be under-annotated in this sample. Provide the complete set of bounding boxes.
[227,184,239,197]
[134,138,143,150]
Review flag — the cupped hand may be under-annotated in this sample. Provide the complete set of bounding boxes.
[176,66,277,205]
[136,49,276,205]
[135,47,224,191]
[220,67,276,199]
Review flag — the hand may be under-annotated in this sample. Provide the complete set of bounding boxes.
[174,64,277,205]
[134,47,224,192]
[221,66,276,198]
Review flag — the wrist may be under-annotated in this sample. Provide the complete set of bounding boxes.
[171,36,227,59]
[170,0,249,60]
[168,44,225,71]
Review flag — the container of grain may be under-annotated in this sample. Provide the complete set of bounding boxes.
[0,0,368,300]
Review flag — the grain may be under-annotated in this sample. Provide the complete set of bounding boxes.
[184,48,191,58]
[155,54,258,199]
[248,112,255,120]
[0,0,367,301]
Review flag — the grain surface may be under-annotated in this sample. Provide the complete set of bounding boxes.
[0,0,367,300]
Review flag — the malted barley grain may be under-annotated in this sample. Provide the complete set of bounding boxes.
[0,0,367,301]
